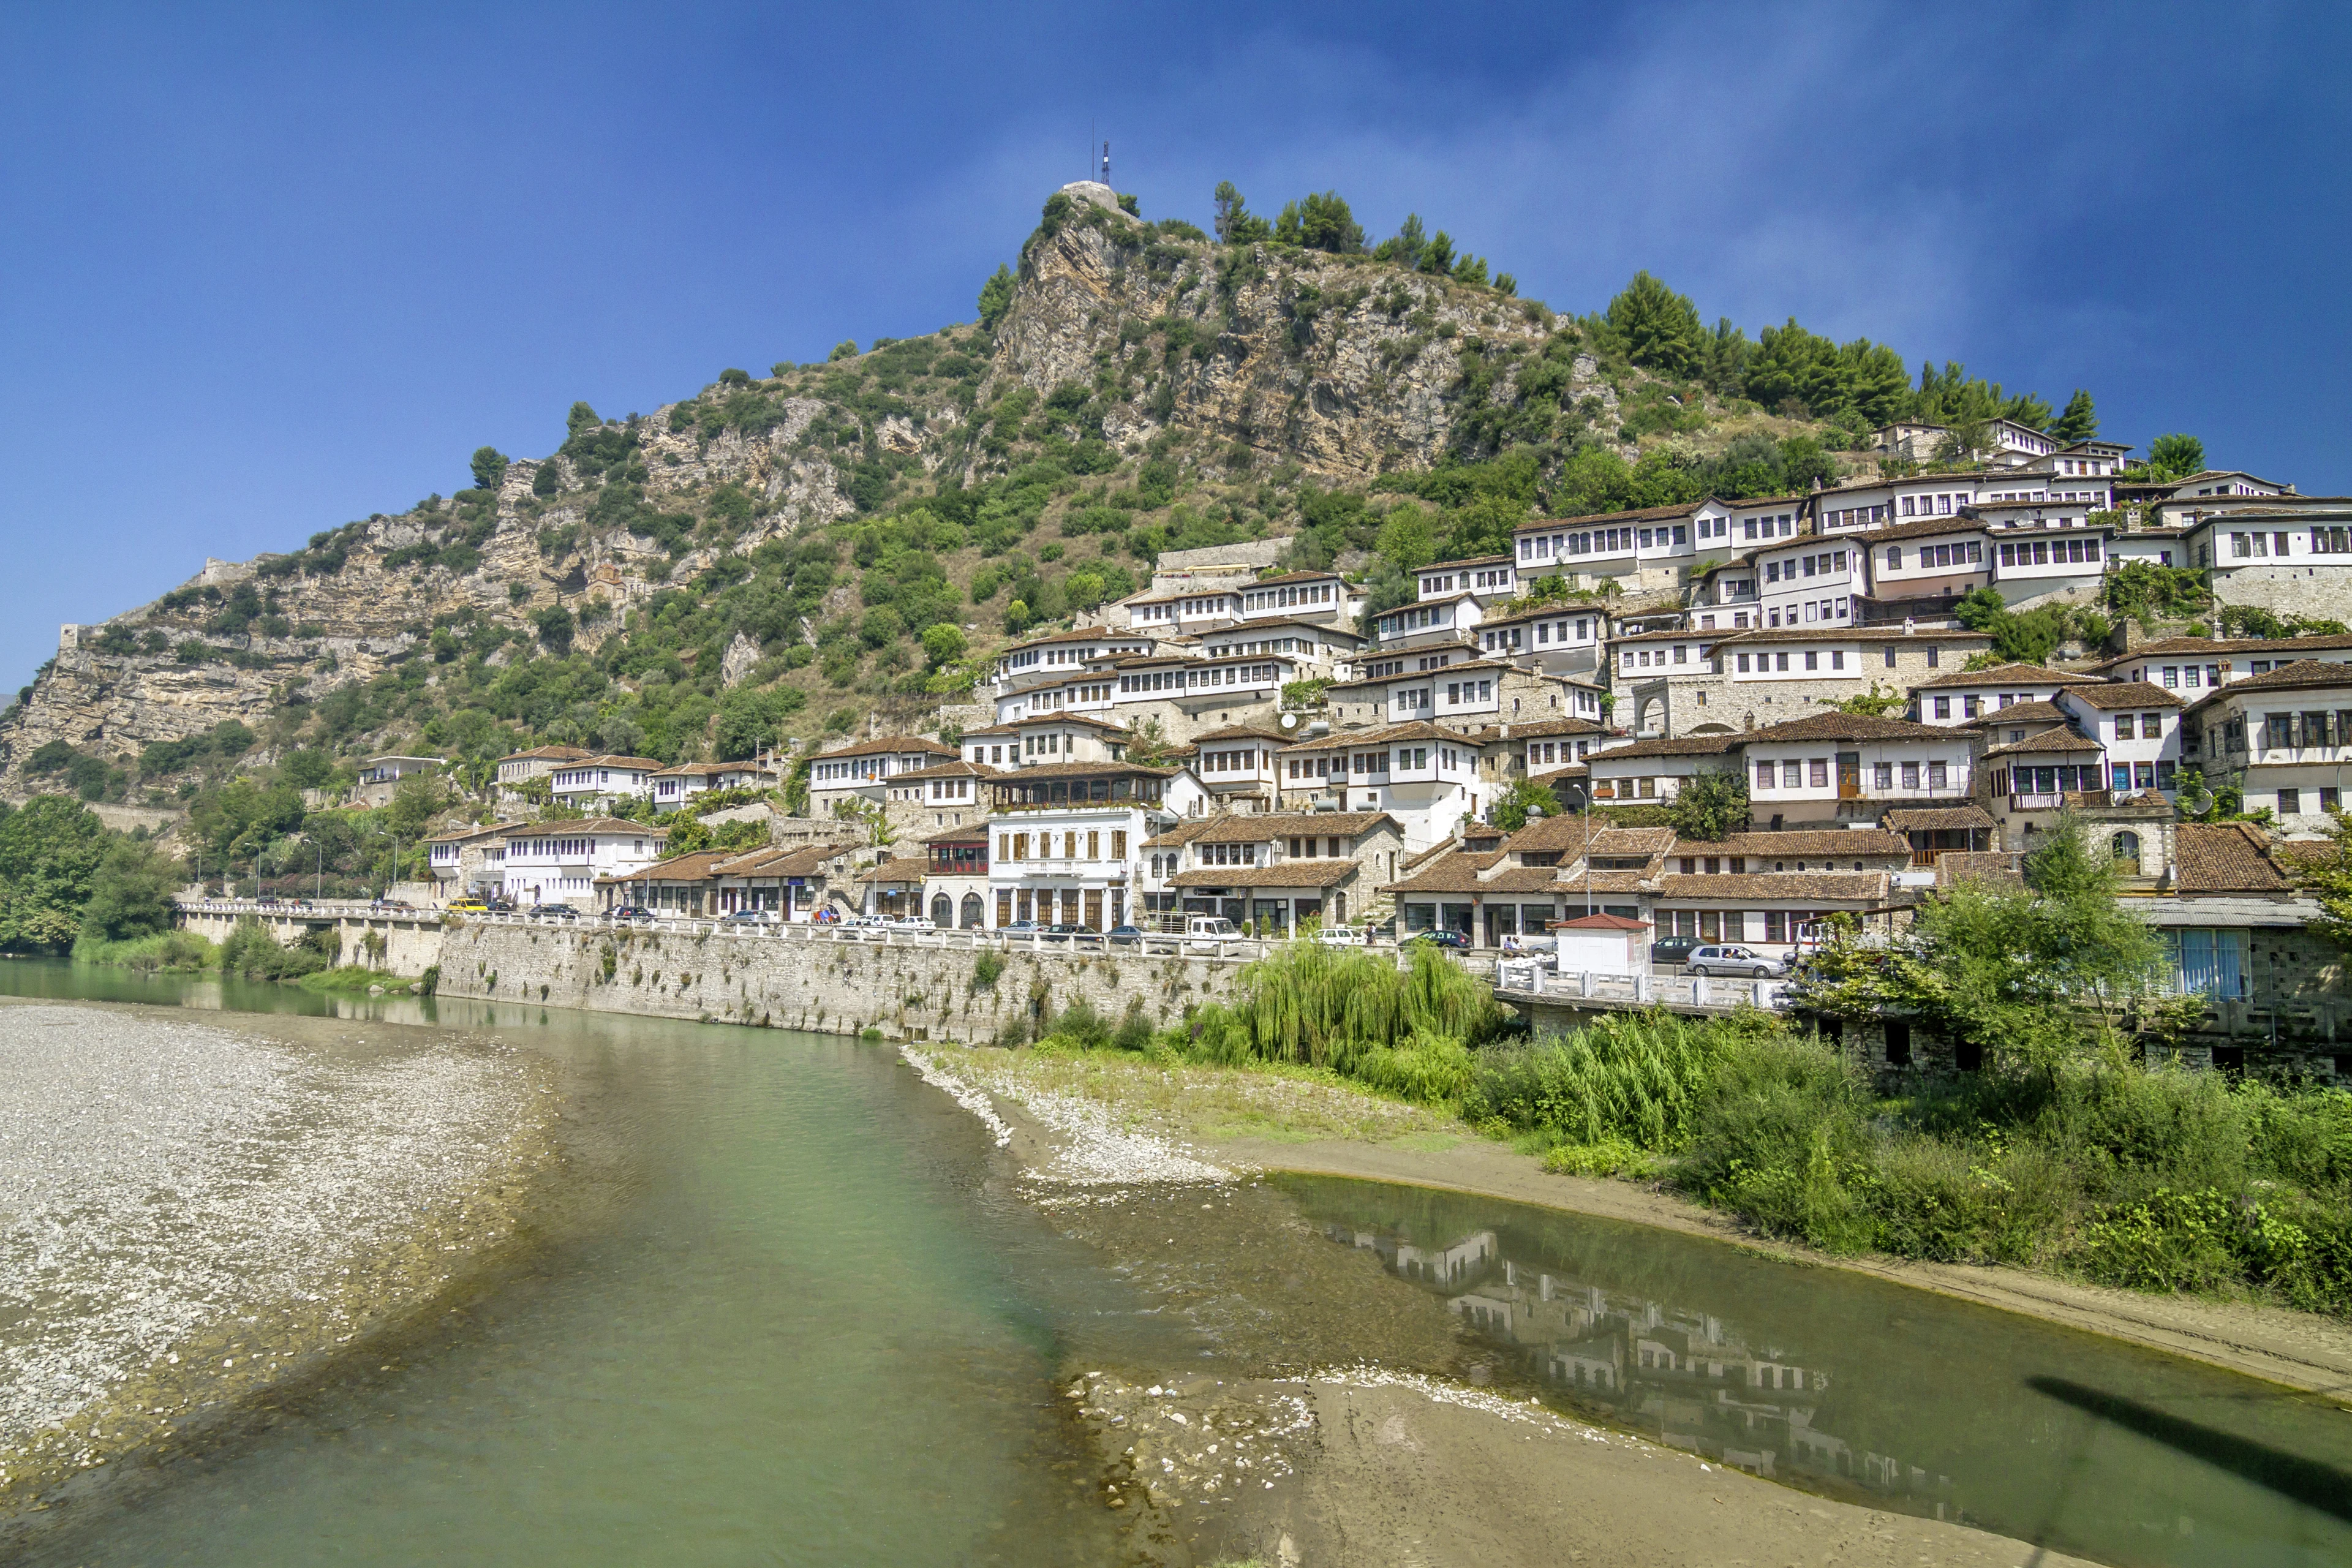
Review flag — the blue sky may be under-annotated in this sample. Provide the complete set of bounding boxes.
[2,2,2345,688]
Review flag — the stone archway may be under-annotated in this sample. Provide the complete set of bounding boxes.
[931,894,953,927]
[960,892,984,929]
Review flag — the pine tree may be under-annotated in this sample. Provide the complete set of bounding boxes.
[2050,389,2098,443]
[976,265,1015,331]
[1604,272,1704,378]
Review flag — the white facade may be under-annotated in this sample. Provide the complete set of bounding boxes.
[2052,685,2184,796]
[503,820,666,905]
[549,755,660,810]
[1910,665,2092,726]
[2182,663,2352,837]
[1755,537,1861,628]
[987,804,1167,929]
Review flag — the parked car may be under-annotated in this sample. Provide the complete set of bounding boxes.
[1402,929,1471,950]
[1001,919,1041,937]
[1040,923,1089,943]
[1316,925,1366,947]
[884,915,937,932]
[607,904,655,923]
[1104,924,1148,946]
[446,899,489,914]
[530,902,581,922]
[486,897,516,914]
[1686,944,1783,979]
[1650,935,1703,968]
[720,908,774,926]
[1182,915,1242,951]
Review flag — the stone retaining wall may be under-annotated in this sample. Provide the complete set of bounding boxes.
[434,921,1250,1044]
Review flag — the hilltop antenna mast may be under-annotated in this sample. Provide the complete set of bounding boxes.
[1101,139,1111,186]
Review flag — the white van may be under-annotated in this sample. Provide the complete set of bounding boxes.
[1184,915,1241,951]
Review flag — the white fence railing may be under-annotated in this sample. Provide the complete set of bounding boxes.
[1494,960,1788,1012]
[175,900,1526,974]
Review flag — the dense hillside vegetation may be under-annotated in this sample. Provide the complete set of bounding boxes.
[0,181,2135,904]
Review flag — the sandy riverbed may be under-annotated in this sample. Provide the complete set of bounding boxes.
[906,1046,2122,1567]
[0,1000,559,1514]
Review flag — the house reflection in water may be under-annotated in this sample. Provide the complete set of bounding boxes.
[1327,1224,1956,1512]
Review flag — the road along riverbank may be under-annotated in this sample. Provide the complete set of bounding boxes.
[0,999,559,1515]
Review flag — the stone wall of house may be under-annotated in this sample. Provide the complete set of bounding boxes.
[2209,564,2352,622]
[1630,640,1965,739]
[434,921,1248,1044]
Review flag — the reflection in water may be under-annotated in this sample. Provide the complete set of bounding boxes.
[1289,1177,2352,1568]
[1334,1224,1951,1508]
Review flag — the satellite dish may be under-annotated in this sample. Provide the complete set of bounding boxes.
[1278,712,1300,730]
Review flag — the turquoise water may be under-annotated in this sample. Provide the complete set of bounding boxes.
[3,958,2350,1567]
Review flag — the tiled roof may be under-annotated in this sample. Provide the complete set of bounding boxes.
[2087,632,2352,668]
[1845,514,1994,545]
[2213,658,2352,694]
[889,760,1000,782]
[1417,553,1515,571]
[1960,699,2068,729]
[984,760,1177,782]
[496,744,590,763]
[1881,805,1996,832]
[1937,851,2024,889]
[1512,820,1674,856]
[1654,872,1889,902]
[424,820,523,845]
[1170,861,1360,889]
[610,850,736,884]
[557,754,665,772]
[1585,735,1741,762]
[1713,626,1993,646]
[1188,725,1291,744]
[858,858,932,885]
[1913,662,2095,689]
[918,826,989,844]
[2173,823,2293,895]
[650,761,779,778]
[1180,812,1396,845]
[812,734,957,761]
[1001,624,1126,650]
[1667,830,1910,859]
[1521,500,1711,529]
[1280,720,1483,752]
[1556,912,1646,931]
[1982,730,2103,758]
[1248,569,1351,587]
[1741,712,1950,744]
[1504,716,1608,739]
[2060,680,2183,709]
[511,816,666,837]
[1383,850,1506,894]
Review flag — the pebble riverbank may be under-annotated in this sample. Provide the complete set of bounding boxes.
[0,1001,559,1514]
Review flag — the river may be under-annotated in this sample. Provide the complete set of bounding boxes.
[1,957,2347,1567]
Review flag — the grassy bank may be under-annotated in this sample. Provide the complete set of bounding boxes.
[70,918,430,994]
[994,940,2352,1321]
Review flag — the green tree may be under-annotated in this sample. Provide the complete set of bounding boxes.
[977,265,1015,331]
[829,341,859,361]
[535,605,575,654]
[281,748,333,791]
[2050,390,2098,443]
[1272,191,1363,253]
[2141,432,2206,480]
[470,447,510,491]
[2301,811,2352,951]
[921,622,968,668]
[387,774,450,840]
[1212,182,1271,244]
[0,796,107,951]
[1665,768,1750,840]
[1605,272,1704,376]
[566,401,600,437]
[80,835,178,943]
[1373,213,1428,269]
[1488,777,1561,832]
[1831,682,1909,717]
[1374,505,1438,573]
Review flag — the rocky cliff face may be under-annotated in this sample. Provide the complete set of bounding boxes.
[984,202,1619,481]
[0,195,1610,798]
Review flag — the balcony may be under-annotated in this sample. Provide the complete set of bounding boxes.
[2011,792,2064,811]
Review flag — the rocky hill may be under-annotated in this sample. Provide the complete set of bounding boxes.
[0,184,1884,807]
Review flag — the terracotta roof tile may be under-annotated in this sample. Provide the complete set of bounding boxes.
[2173,823,2293,894]
[1170,861,1360,889]
[1913,662,2097,689]
[1654,872,1890,902]
[2060,680,2183,710]
[1881,805,1996,832]
[1667,830,1910,859]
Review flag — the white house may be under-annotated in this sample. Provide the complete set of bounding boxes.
[494,744,589,797]
[1734,713,1976,828]
[2180,659,2352,837]
[424,821,518,902]
[1583,734,1741,805]
[1754,535,1864,630]
[1513,501,1733,592]
[1413,554,1520,605]
[807,735,959,818]
[2051,682,2184,796]
[1275,721,1498,850]
[503,818,668,907]
[2092,632,2352,694]
[548,754,662,812]
[649,760,779,810]
[986,785,1174,930]
[1910,662,2097,725]
[2185,505,2352,621]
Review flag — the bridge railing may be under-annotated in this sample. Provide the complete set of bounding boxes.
[1494,959,1788,1013]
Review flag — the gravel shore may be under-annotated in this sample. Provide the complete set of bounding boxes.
[0,1000,556,1509]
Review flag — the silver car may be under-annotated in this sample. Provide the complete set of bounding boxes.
[1686,943,1783,979]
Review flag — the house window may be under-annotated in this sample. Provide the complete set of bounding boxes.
[1807,760,1828,788]
[1883,647,1896,668]
[1874,762,1893,790]
[1928,761,1947,790]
